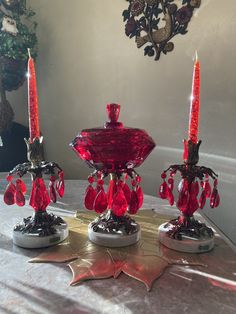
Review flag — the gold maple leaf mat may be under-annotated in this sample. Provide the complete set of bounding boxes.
[30,210,209,291]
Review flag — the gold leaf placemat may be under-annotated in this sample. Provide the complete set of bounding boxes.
[30,210,206,291]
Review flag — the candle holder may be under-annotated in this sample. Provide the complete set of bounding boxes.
[3,136,68,248]
[158,139,220,253]
[71,103,155,247]
[158,54,220,253]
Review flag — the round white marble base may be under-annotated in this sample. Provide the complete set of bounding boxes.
[158,223,214,253]
[13,222,69,249]
[88,223,141,247]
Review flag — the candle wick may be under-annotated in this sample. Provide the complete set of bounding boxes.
[27,48,31,58]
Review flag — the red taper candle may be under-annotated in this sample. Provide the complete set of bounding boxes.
[27,48,40,142]
[188,52,200,144]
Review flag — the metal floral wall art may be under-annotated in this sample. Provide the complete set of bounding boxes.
[123,0,201,61]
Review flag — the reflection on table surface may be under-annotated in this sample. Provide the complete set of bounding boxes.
[0,179,236,314]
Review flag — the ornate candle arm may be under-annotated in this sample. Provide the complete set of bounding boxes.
[3,136,68,248]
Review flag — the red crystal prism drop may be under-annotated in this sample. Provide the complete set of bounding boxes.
[178,179,183,192]
[93,188,108,213]
[29,180,36,209]
[56,171,65,197]
[203,180,211,198]
[107,179,117,208]
[16,178,27,194]
[128,190,139,215]
[187,181,199,215]
[4,182,16,205]
[95,182,102,193]
[30,178,43,210]
[123,182,131,204]
[30,178,50,211]
[15,189,25,207]
[49,176,57,203]
[199,190,206,209]
[159,181,168,199]
[168,177,174,191]
[88,175,94,184]
[210,188,220,208]
[31,196,40,211]
[178,178,189,193]
[84,185,96,210]
[6,174,13,182]
[49,183,57,203]
[40,178,51,210]
[177,190,189,215]
[112,188,127,216]
[136,186,143,209]
[192,181,199,196]
[167,188,174,206]
[161,172,166,179]
[97,178,104,186]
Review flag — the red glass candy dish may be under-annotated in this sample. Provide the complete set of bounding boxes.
[70,103,156,247]
[71,103,155,173]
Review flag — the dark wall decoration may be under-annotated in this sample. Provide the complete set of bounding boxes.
[123,0,201,61]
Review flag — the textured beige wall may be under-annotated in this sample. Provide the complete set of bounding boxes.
[7,0,236,243]
[13,0,236,180]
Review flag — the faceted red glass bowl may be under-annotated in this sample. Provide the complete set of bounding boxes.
[70,104,155,172]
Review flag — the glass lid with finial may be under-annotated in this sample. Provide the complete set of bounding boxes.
[71,103,155,173]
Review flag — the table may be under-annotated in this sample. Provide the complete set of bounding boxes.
[0,178,236,314]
